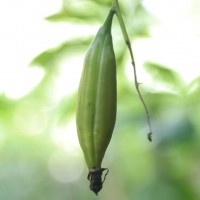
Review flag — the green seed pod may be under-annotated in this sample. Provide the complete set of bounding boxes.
[76,10,116,195]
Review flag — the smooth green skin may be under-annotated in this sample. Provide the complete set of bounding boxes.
[76,11,116,169]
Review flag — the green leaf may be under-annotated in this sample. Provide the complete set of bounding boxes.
[187,76,200,104]
[46,10,99,23]
[30,38,91,69]
[144,62,183,89]
[55,93,77,124]
[0,94,17,119]
[46,1,108,23]
[146,91,179,115]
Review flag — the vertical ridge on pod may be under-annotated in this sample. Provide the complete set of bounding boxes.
[76,9,116,195]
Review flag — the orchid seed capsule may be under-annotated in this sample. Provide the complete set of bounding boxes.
[76,10,116,195]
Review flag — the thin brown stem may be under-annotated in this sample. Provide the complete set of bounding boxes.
[112,1,153,141]
[126,41,152,142]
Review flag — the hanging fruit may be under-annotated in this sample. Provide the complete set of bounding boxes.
[76,10,116,195]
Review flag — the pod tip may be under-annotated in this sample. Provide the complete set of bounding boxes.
[148,132,152,142]
[87,167,109,195]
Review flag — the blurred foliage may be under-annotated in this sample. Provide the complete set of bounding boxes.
[144,62,184,91]
[31,38,91,70]
[1,0,200,200]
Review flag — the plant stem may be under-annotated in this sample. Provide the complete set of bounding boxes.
[112,0,152,141]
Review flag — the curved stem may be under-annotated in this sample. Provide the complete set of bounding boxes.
[111,0,152,141]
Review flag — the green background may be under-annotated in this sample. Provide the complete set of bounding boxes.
[1,0,200,199]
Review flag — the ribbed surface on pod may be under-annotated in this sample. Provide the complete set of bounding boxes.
[76,11,116,169]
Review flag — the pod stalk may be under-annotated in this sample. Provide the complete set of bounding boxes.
[112,0,153,141]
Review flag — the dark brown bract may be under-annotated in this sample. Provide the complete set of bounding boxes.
[87,167,109,195]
